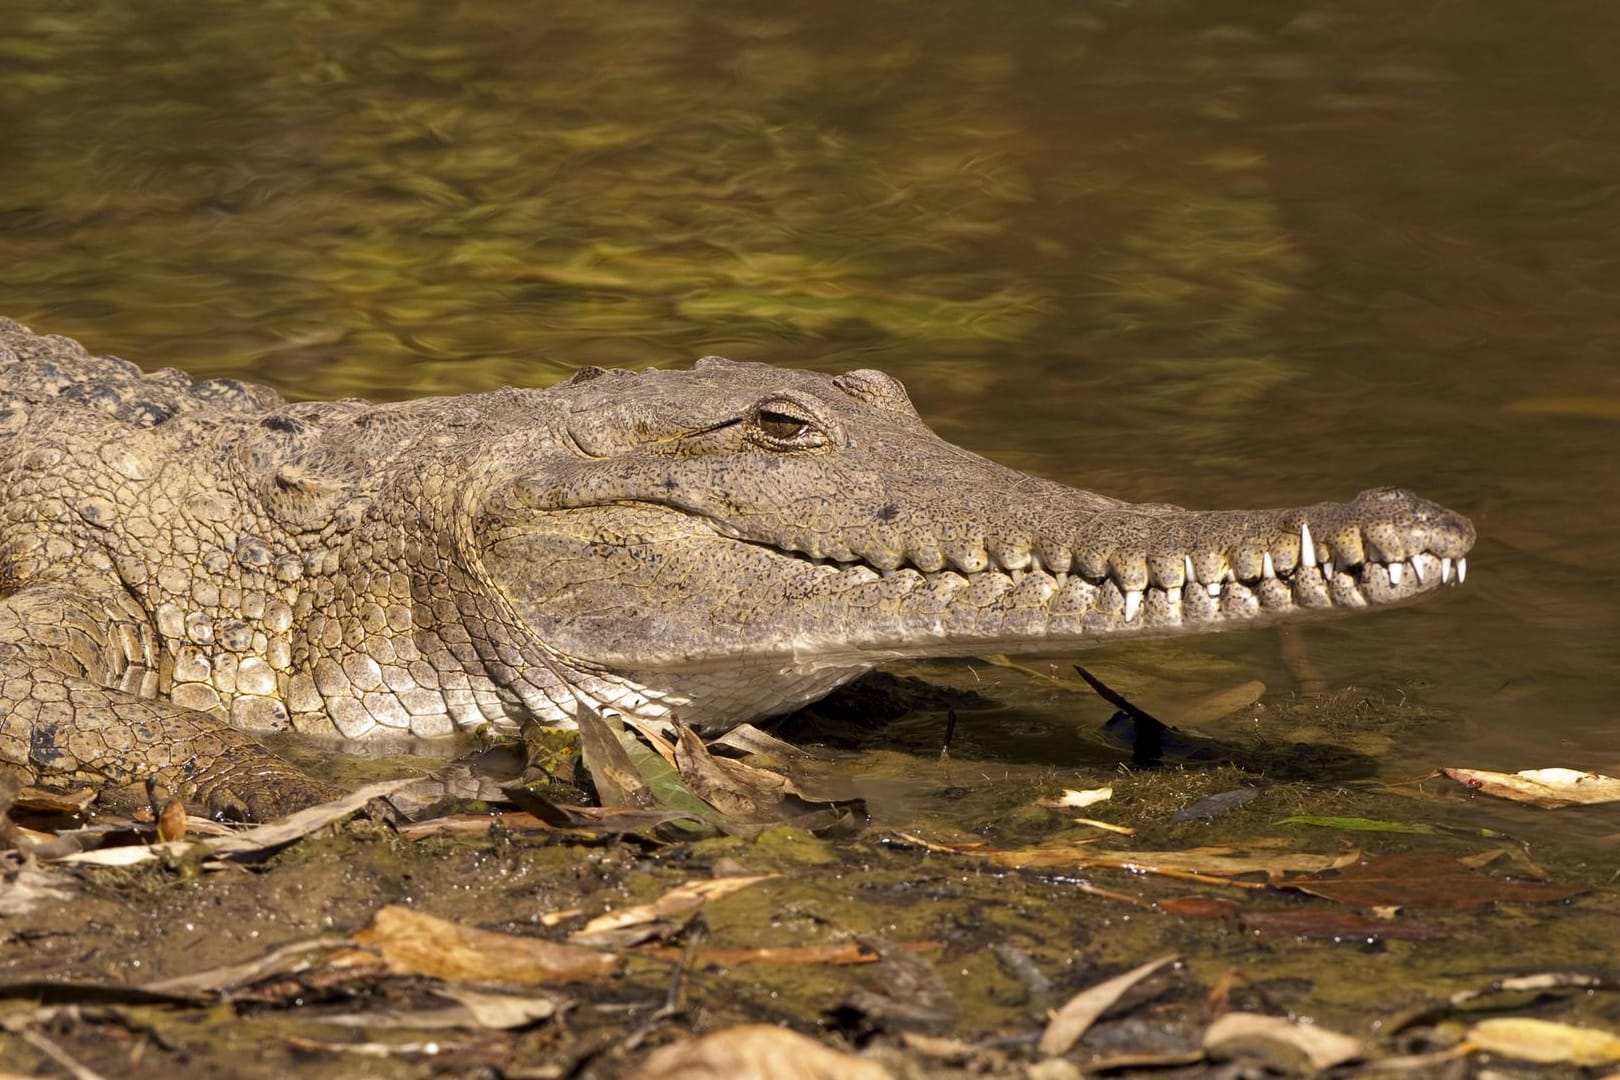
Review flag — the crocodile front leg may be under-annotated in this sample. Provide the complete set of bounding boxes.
[0,583,340,820]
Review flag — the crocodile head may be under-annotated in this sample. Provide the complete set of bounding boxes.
[475,357,1474,727]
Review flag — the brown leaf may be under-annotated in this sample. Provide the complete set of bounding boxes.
[353,905,620,985]
[1204,1012,1363,1074]
[1466,1018,1620,1066]
[672,724,854,827]
[1038,953,1179,1057]
[577,707,657,809]
[635,941,942,968]
[1157,896,1243,919]
[11,787,97,816]
[1281,853,1586,911]
[636,1024,893,1079]
[897,833,1358,881]
[1441,767,1620,807]
[569,875,778,948]
[1236,909,1446,941]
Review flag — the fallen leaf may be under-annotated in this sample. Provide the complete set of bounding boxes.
[569,875,778,948]
[710,723,833,760]
[142,937,377,997]
[1038,954,1179,1057]
[1235,909,1446,941]
[1040,787,1113,809]
[353,905,621,985]
[1275,815,1439,835]
[0,866,76,918]
[396,811,590,841]
[1204,1012,1363,1074]
[204,779,418,858]
[1171,788,1261,823]
[1157,896,1243,919]
[634,942,942,968]
[1467,1018,1620,1066]
[1072,817,1135,835]
[1281,853,1586,910]
[893,834,1360,886]
[11,788,97,815]
[576,707,657,809]
[429,987,565,1029]
[1441,767,1620,807]
[636,1024,893,1079]
[672,724,862,831]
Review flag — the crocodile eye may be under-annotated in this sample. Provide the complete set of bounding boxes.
[747,399,828,449]
[756,409,810,440]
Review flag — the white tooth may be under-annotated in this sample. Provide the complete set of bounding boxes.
[1441,556,1453,583]
[1184,555,1196,583]
[1322,560,1334,581]
[1166,586,1182,604]
[1262,551,1275,579]
[1457,557,1467,583]
[1299,522,1316,568]
[1388,561,1402,586]
[1413,558,1426,584]
[1206,581,1222,598]
[1124,589,1142,622]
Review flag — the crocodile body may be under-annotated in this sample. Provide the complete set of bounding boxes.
[0,319,1474,817]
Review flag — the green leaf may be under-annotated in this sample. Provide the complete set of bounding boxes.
[1275,815,1439,835]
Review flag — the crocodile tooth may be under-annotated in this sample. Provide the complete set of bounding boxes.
[1388,561,1403,586]
[1123,589,1142,622]
[1262,551,1275,579]
[1457,557,1467,583]
[1166,586,1182,604]
[1184,555,1196,583]
[1441,556,1453,583]
[1299,521,1316,568]
[1206,581,1221,598]
[1322,559,1334,581]
[1412,558,1426,584]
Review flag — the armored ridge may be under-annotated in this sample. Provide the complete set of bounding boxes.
[0,318,1474,818]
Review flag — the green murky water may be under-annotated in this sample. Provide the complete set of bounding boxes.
[3,0,1618,847]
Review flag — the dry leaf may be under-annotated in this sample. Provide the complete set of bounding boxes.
[1204,1012,1363,1074]
[1038,954,1179,1057]
[577,707,657,809]
[1041,787,1113,809]
[1441,767,1620,807]
[635,1024,893,1079]
[354,905,620,985]
[1282,853,1585,910]
[896,833,1360,885]
[11,787,97,815]
[635,941,942,968]
[1235,909,1445,941]
[1467,1018,1620,1066]
[569,875,777,948]
[433,987,565,1029]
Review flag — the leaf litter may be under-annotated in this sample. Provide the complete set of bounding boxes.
[3,685,1617,1077]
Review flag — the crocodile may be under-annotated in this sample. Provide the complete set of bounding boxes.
[0,318,1474,818]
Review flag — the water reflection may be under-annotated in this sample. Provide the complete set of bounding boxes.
[1,1,1616,832]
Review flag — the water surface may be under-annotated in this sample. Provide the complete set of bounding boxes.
[3,0,1616,842]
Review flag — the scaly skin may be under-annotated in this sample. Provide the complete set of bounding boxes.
[0,319,1474,818]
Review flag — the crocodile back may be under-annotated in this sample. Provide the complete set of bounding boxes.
[0,317,282,436]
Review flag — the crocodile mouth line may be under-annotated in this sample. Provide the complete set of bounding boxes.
[746,518,1469,625]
